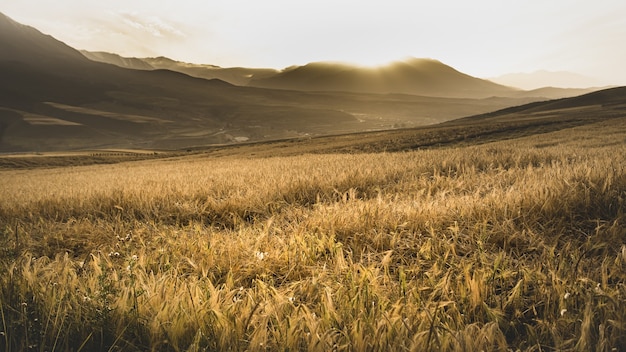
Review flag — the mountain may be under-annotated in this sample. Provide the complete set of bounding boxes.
[80,50,278,86]
[142,57,279,86]
[246,58,518,98]
[81,52,517,97]
[81,51,600,101]
[511,87,604,99]
[0,13,552,152]
[489,70,603,90]
[80,51,154,70]
[0,12,93,69]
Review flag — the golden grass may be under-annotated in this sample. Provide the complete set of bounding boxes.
[1,117,625,351]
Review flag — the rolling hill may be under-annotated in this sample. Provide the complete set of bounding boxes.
[246,58,517,98]
[0,13,557,152]
[80,51,278,86]
[81,51,602,100]
[81,52,516,98]
[79,51,154,70]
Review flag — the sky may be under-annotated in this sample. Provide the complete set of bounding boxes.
[2,0,626,86]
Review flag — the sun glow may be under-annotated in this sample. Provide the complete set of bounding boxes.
[343,56,400,69]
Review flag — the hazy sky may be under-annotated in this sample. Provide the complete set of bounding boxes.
[2,0,626,85]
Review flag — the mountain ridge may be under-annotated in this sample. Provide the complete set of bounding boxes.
[80,50,602,100]
[0,12,591,152]
[246,57,516,98]
[489,70,603,90]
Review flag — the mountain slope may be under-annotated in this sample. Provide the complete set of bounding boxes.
[247,58,517,98]
[80,50,600,100]
[80,51,154,70]
[0,12,88,65]
[509,86,601,99]
[0,13,548,152]
[450,86,626,126]
[181,85,626,157]
[80,50,278,86]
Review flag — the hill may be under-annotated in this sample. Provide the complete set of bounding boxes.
[247,58,517,98]
[452,86,626,124]
[207,85,626,157]
[80,51,278,86]
[81,50,601,99]
[141,57,278,86]
[508,86,601,99]
[80,50,154,70]
[0,13,551,152]
[80,51,602,100]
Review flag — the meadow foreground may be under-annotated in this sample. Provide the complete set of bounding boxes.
[1,116,625,351]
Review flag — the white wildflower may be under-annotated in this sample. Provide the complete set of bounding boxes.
[560,308,567,316]
[131,255,138,261]
[255,251,267,260]
[563,292,570,300]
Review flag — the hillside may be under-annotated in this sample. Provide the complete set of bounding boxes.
[80,50,154,70]
[202,85,626,157]
[141,57,278,86]
[80,53,499,98]
[452,86,626,124]
[80,51,279,86]
[1,93,625,350]
[247,58,517,98]
[4,85,624,168]
[0,13,545,153]
[509,86,600,99]
[80,51,602,100]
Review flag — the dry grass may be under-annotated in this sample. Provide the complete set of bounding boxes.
[1,117,625,351]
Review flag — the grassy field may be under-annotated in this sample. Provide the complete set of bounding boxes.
[1,115,625,351]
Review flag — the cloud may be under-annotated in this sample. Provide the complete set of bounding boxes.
[116,11,185,39]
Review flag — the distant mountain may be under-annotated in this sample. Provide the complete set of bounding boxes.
[489,70,602,90]
[80,51,154,70]
[0,13,553,152]
[247,58,518,98]
[509,86,602,100]
[80,50,278,86]
[80,51,600,100]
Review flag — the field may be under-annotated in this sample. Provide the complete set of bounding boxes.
[1,114,625,351]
